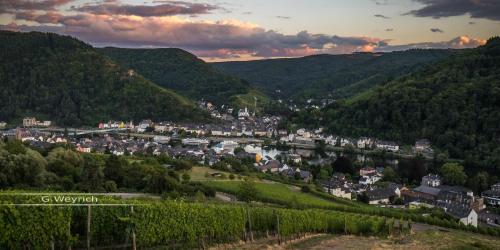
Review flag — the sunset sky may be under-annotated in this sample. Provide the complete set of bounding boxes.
[1,0,499,61]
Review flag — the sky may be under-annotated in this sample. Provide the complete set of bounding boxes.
[1,0,499,61]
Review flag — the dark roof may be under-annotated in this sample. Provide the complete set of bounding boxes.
[367,188,396,200]
[436,201,474,218]
[414,185,441,196]
[482,190,500,198]
[300,170,311,179]
[401,189,436,201]
[438,185,472,195]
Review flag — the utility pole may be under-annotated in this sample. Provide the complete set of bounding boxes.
[87,205,92,250]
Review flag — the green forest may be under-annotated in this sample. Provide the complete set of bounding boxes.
[213,49,454,100]
[0,31,208,126]
[99,47,256,105]
[290,37,500,173]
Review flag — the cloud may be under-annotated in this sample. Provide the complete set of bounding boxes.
[430,28,444,33]
[386,28,394,31]
[372,0,389,5]
[374,14,390,19]
[2,12,487,61]
[0,0,73,13]
[71,1,221,17]
[276,16,291,19]
[468,21,476,24]
[375,35,486,52]
[2,14,389,59]
[406,0,500,21]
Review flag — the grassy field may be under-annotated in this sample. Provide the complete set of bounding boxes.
[203,180,352,209]
[188,166,241,181]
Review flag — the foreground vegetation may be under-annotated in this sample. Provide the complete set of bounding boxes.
[0,197,411,249]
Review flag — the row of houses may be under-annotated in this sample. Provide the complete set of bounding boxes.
[22,117,52,128]
[254,159,312,182]
[400,174,485,227]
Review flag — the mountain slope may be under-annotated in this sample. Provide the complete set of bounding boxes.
[0,31,208,126]
[212,50,455,100]
[98,47,255,104]
[297,37,500,169]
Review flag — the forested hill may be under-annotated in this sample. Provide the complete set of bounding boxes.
[212,49,455,100]
[0,30,208,126]
[298,37,500,170]
[98,47,254,104]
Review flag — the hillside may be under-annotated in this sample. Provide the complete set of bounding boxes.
[0,31,208,126]
[212,50,455,100]
[98,47,258,105]
[296,37,500,171]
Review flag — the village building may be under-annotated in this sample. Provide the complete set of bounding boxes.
[481,183,500,206]
[375,140,399,152]
[415,139,431,151]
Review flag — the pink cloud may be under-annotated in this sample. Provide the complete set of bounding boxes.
[3,10,488,61]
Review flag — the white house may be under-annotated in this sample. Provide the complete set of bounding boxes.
[357,137,372,149]
[376,140,399,152]
[359,174,381,185]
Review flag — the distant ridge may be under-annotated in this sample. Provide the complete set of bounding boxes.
[212,49,456,100]
[98,47,260,105]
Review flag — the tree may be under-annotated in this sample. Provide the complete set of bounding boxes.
[104,154,126,186]
[440,163,467,186]
[233,147,245,155]
[78,154,105,192]
[104,180,118,192]
[237,181,259,203]
[382,167,399,182]
[182,173,191,182]
[467,171,490,193]
[4,140,26,154]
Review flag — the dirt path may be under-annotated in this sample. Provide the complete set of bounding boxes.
[215,228,500,250]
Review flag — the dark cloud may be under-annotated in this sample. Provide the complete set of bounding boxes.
[430,28,444,33]
[372,0,389,5]
[469,21,476,24]
[15,11,63,24]
[374,14,390,19]
[242,11,252,15]
[406,0,500,21]
[0,0,73,13]
[71,1,221,17]
[276,16,291,19]
[386,28,394,31]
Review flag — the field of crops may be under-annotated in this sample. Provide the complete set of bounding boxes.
[0,197,407,249]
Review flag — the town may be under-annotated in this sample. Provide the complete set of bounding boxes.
[1,108,498,229]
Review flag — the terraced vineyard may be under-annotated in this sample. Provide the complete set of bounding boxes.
[0,196,407,249]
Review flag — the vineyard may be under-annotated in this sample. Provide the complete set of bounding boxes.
[202,181,500,237]
[203,180,362,209]
[0,197,411,249]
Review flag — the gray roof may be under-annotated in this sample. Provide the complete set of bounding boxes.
[414,185,441,196]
